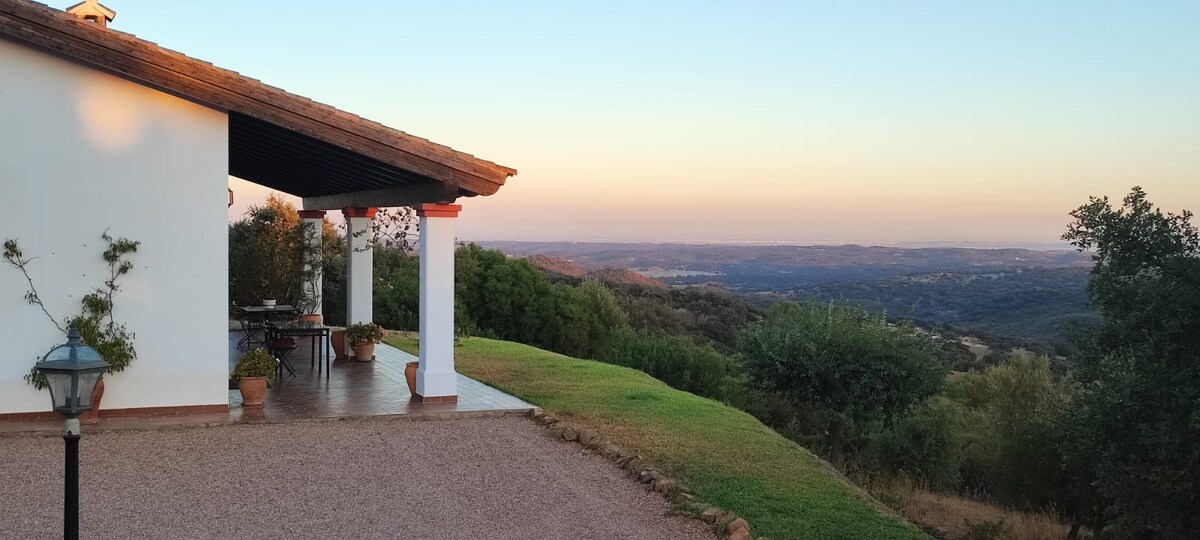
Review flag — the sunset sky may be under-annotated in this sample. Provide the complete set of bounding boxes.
[94,1,1198,247]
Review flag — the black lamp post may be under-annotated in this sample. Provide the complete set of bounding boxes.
[34,324,108,540]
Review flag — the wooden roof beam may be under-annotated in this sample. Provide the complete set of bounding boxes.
[301,182,461,211]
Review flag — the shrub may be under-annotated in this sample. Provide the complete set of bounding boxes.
[865,396,967,491]
[946,355,1073,510]
[231,348,276,380]
[600,328,736,400]
[345,322,385,344]
[738,302,947,464]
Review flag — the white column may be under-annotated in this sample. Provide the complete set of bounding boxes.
[299,210,325,318]
[415,203,461,402]
[343,207,375,332]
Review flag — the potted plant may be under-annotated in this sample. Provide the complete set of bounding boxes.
[345,322,385,362]
[296,221,324,325]
[232,348,276,406]
[296,289,321,325]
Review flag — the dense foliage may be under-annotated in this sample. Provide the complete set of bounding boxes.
[229,195,304,306]
[738,302,948,464]
[867,355,1074,505]
[1061,187,1200,537]
[789,267,1096,352]
[231,348,276,380]
[229,195,341,318]
[602,328,737,400]
[453,244,628,359]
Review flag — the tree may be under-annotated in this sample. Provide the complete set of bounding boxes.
[1062,187,1200,537]
[738,302,947,464]
[228,194,304,306]
[944,355,1073,510]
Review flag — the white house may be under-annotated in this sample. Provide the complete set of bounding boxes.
[0,0,516,418]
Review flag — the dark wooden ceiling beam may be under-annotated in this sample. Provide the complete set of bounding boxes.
[301,182,461,210]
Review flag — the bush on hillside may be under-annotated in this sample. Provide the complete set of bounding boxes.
[455,244,628,358]
[601,328,737,400]
[864,395,967,492]
[738,302,948,464]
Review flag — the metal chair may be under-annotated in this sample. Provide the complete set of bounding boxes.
[264,322,298,381]
[234,305,266,351]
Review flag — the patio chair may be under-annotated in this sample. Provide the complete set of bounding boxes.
[264,322,298,381]
[234,305,266,351]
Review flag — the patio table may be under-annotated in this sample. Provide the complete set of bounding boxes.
[270,322,332,379]
[236,305,299,351]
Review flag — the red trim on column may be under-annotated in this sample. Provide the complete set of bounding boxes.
[342,207,378,218]
[413,203,462,218]
[412,394,459,404]
[297,210,326,219]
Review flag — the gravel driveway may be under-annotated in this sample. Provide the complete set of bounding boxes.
[0,416,713,540]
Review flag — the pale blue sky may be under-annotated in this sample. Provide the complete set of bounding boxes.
[84,1,1200,245]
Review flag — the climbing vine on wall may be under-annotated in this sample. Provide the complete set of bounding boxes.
[3,231,140,389]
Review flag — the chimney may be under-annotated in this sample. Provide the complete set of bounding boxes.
[66,0,116,28]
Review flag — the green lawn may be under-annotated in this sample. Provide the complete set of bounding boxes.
[387,335,926,540]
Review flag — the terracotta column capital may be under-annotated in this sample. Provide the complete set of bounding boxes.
[413,203,462,218]
[342,207,378,219]
[298,210,326,219]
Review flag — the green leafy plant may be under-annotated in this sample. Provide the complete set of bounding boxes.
[231,348,276,380]
[296,220,324,315]
[3,232,140,389]
[738,301,948,466]
[345,322,386,344]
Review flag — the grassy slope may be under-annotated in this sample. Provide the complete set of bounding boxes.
[389,336,925,540]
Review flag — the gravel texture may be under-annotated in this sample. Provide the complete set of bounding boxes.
[0,416,713,540]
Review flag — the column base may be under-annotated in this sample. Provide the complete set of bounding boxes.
[412,394,458,404]
[416,368,458,399]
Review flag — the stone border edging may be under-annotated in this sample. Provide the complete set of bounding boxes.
[529,407,755,540]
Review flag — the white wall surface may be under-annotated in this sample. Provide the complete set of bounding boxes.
[0,39,229,413]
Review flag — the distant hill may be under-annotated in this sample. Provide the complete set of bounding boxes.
[789,267,1097,350]
[526,254,588,279]
[483,241,1091,286]
[483,241,1097,351]
[525,254,666,289]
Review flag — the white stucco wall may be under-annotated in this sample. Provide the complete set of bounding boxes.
[0,39,229,413]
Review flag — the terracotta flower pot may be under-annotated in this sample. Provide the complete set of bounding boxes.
[79,377,105,422]
[331,329,347,360]
[405,361,419,396]
[298,313,322,325]
[353,341,376,362]
[239,376,268,407]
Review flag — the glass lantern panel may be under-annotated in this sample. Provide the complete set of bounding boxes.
[45,371,74,410]
[72,346,104,363]
[76,371,103,412]
[43,344,72,362]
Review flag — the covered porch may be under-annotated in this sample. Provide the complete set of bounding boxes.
[226,330,531,421]
[222,63,517,405]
